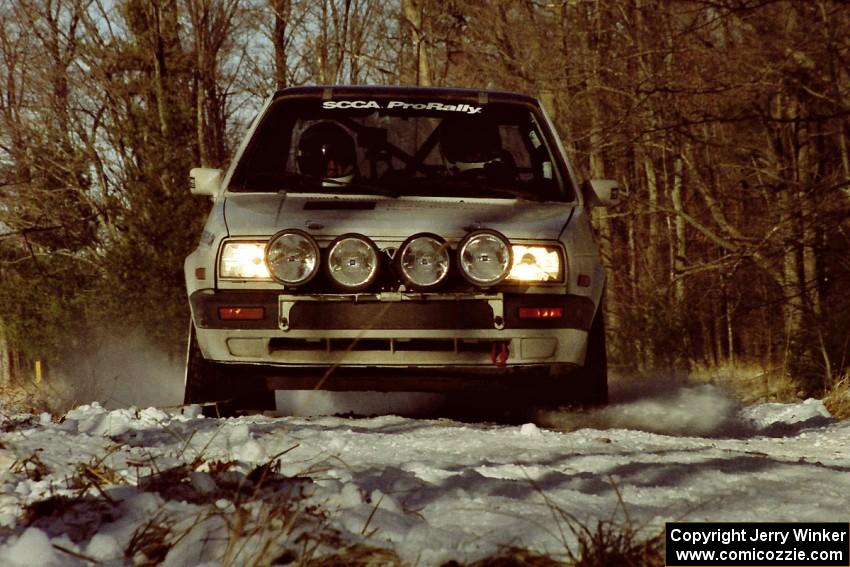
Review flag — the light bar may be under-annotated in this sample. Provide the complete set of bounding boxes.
[326,233,380,291]
[265,229,320,286]
[457,229,512,286]
[397,233,451,289]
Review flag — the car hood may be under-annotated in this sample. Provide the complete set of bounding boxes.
[223,193,574,241]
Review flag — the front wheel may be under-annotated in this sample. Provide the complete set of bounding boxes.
[184,324,274,417]
[545,309,609,407]
[572,308,609,405]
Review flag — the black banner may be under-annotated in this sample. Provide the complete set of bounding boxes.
[666,522,849,566]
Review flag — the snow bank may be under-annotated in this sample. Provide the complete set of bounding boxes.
[742,398,833,430]
[0,396,847,566]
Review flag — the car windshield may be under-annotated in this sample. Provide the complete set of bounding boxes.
[229,98,572,201]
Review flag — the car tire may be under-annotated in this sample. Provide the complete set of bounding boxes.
[183,324,274,417]
[574,307,609,405]
[546,307,609,407]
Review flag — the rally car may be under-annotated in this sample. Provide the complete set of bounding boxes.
[183,85,620,415]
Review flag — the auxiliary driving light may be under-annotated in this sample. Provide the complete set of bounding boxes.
[265,229,320,286]
[457,229,512,286]
[326,233,380,291]
[397,233,450,289]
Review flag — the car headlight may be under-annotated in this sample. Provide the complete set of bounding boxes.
[326,234,380,291]
[219,242,271,279]
[457,229,512,286]
[508,245,563,282]
[265,229,320,286]
[397,233,450,289]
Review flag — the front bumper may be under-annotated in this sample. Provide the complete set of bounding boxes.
[203,363,583,392]
[189,289,595,383]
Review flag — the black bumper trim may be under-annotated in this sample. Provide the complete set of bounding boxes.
[190,290,595,331]
[190,289,280,329]
[212,362,579,392]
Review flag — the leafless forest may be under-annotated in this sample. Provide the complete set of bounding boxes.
[1,0,848,394]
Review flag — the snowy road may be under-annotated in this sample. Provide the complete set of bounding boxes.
[0,382,848,565]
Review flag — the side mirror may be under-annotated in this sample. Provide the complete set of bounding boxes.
[190,167,222,198]
[584,179,622,207]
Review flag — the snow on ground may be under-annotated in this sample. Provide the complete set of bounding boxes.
[0,382,848,566]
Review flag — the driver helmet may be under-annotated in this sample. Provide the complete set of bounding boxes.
[297,121,357,186]
[439,116,502,174]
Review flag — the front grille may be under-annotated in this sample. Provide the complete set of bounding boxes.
[268,338,326,350]
[288,300,494,330]
[329,338,392,351]
[393,339,457,352]
[269,337,503,353]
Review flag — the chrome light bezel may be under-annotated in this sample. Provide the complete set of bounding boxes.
[396,232,451,290]
[457,229,513,287]
[264,229,321,286]
[325,233,381,291]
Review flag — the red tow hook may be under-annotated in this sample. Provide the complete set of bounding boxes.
[491,342,509,367]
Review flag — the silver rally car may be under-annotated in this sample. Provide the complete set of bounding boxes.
[184,85,620,415]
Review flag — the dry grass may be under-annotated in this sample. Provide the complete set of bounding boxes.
[130,451,346,566]
[475,475,668,567]
[301,544,405,566]
[823,373,850,420]
[126,513,176,565]
[688,363,803,405]
[9,448,48,481]
[690,364,850,421]
[448,547,565,566]
[0,377,72,416]
[564,516,664,567]
[440,523,664,567]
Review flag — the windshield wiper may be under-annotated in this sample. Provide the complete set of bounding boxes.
[234,172,299,192]
[441,178,543,201]
[241,172,399,197]
[319,177,400,198]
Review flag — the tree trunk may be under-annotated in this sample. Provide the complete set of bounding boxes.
[778,184,804,370]
[149,2,172,140]
[671,155,686,303]
[643,150,660,279]
[0,325,11,386]
[271,0,290,90]
[839,124,850,185]
[194,24,209,166]
[402,0,431,86]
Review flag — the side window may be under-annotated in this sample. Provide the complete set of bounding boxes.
[285,121,306,174]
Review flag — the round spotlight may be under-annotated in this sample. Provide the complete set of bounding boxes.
[326,234,380,291]
[397,233,450,289]
[265,229,320,286]
[457,229,512,286]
